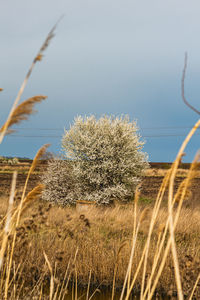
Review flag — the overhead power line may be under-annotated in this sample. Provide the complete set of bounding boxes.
[7,132,200,139]
[15,125,199,131]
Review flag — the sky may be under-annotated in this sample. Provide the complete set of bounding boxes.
[0,0,200,162]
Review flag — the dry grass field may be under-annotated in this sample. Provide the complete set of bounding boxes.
[0,161,200,299]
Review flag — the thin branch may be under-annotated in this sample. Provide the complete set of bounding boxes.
[181,52,200,115]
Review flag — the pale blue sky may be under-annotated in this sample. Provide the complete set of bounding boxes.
[0,0,200,161]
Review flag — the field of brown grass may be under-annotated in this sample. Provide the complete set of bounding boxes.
[0,188,200,298]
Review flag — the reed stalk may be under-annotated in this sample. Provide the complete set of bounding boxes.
[0,172,17,271]
[0,18,60,144]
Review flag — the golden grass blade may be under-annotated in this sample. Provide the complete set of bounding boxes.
[112,242,128,300]
[57,260,71,300]
[88,284,102,300]
[127,187,139,292]
[188,272,200,300]
[0,171,17,271]
[0,95,47,135]
[0,17,61,144]
[86,270,92,300]
[43,251,54,300]
[120,208,148,300]
[60,249,79,300]
[4,172,17,235]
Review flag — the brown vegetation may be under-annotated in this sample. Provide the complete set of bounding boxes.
[0,193,200,298]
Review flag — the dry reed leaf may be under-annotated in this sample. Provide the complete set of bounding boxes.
[0,95,47,135]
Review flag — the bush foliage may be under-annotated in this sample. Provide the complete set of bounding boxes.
[42,115,148,205]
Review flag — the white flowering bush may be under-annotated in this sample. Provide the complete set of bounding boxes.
[41,157,77,206]
[42,115,148,206]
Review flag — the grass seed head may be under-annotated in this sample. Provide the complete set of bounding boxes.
[0,95,47,135]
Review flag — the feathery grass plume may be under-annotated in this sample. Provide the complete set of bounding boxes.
[10,184,45,225]
[0,17,62,144]
[16,144,50,223]
[0,95,47,135]
[0,184,44,235]
[28,144,51,178]
[189,272,200,300]
[0,172,17,271]
[23,184,45,203]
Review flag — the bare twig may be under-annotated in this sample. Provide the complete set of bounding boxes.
[181,52,200,115]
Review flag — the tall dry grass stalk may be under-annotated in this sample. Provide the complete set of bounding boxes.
[43,251,54,300]
[112,241,128,300]
[0,172,17,271]
[141,154,199,299]
[122,119,200,300]
[4,144,50,295]
[189,272,200,300]
[166,120,200,300]
[146,124,200,299]
[0,19,60,299]
[0,17,62,144]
